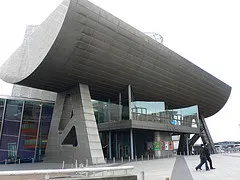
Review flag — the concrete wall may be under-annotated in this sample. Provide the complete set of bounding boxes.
[12,84,56,101]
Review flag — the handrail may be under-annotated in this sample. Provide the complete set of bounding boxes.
[0,166,134,176]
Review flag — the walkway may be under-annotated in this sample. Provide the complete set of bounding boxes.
[0,153,240,179]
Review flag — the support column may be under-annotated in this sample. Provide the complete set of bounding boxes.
[108,131,112,160]
[154,132,161,157]
[130,129,134,160]
[154,131,173,157]
[45,83,105,164]
[115,132,118,159]
[199,115,217,154]
[128,84,132,120]
[186,134,189,156]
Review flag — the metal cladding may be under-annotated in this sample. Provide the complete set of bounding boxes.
[0,0,231,118]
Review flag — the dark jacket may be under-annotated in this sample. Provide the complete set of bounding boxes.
[204,146,210,157]
[199,147,207,159]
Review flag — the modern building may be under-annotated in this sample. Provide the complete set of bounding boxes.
[0,0,231,164]
[0,95,54,163]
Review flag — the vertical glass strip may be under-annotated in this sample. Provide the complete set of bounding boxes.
[34,103,42,161]
[16,101,25,161]
[0,99,7,141]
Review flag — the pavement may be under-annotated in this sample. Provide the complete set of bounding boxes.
[0,153,239,180]
[123,153,240,180]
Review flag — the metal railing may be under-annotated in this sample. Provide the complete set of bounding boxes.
[0,166,134,179]
[132,112,198,128]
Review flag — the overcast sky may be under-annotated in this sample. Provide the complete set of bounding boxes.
[0,0,239,142]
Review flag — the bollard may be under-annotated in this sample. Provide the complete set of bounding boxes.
[113,157,115,163]
[168,153,169,158]
[141,155,143,161]
[62,161,65,169]
[32,158,34,164]
[141,171,145,180]
[18,159,21,164]
[105,158,107,163]
[135,156,137,161]
[147,154,149,161]
[5,159,7,165]
[75,160,78,168]
[121,156,123,163]
[153,154,155,159]
[44,174,50,180]
[180,152,182,156]
[86,159,88,167]
[96,157,98,165]
[128,156,131,162]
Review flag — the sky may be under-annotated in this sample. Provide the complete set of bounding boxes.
[0,0,239,142]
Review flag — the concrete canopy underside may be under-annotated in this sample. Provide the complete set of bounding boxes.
[0,0,231,118]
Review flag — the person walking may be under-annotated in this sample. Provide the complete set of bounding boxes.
[204,143,215,169]
[195,144,210,171]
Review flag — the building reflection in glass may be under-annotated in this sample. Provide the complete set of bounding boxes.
[0,97,54,164]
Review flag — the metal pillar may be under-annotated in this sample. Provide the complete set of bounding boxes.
[108,131,112,160]
[130,129,134,160]
[119,92,122,121]
[128,84,132,120]
[115,132,118,159]
[186,134,189,155]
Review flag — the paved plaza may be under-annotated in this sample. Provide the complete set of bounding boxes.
[125,153,240,180]
[0,153,239,179]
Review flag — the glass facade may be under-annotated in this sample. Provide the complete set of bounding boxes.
[93,98,199,129]
[92,100,129,123]
[132,101,198,128]
[0,97,54,164]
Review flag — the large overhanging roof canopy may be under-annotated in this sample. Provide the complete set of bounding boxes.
[0,0,231,118]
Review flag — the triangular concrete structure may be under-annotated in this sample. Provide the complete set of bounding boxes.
[45,84,105,164]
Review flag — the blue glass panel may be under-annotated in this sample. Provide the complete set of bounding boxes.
[0,99,5,121]
[2,120,20,136]
[5,100,23,121]
[18,150,34,162]
[41,103,54,121]
[132,101,165,114]
[23,103,40,121]
[0,106,4,121]
[0,98,4,106]
[0,135,18,150]
[18,135,36,151]
[21,121,38,137]
[0,150,8,163]
[40,122,51,136]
